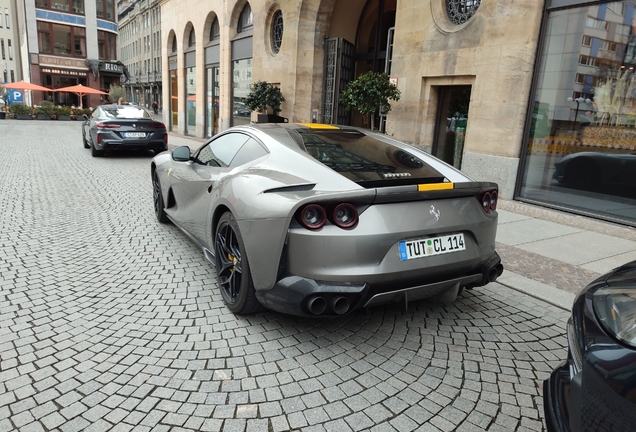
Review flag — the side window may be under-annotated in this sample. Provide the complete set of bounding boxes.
[230,138,268,167]
[194,133,249,167]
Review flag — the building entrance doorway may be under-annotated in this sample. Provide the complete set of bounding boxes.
[433,86,472,169]
[322,0,396,127]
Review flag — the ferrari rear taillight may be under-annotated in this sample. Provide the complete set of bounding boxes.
[480,190,498,214]
[296,203,360,230]
[95,122,120,129]
[331,203,358,228]
[296,204,326,230]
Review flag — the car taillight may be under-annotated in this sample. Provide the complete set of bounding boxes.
[480,190,498,214]
[148,123,166,129]
[296,204,326,230]
[96,122,120,129]
[164,135,168,143]
[331,203,358,229]
[97,134,102,144]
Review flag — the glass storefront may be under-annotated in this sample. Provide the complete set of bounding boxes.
[186,66,196,135]
[206,66,219,137]
[170,69,178,129]
[520,1,636,225]
[232,58,252,126]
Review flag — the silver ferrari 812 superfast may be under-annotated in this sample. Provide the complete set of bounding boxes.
[151,123,503,317]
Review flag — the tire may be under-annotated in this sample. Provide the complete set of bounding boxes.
[214,212,260,314]
[91,141,104,157]
[152,171,169,223]
[82,132,90,149]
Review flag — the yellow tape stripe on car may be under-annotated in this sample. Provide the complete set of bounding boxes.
[418,183,454,191]
[297,123,340,130]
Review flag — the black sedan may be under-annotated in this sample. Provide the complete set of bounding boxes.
[544,261,636,432]
[82,104,168,157]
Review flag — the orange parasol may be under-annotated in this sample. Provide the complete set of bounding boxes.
[54,84,108,108]
[1,81,54,107]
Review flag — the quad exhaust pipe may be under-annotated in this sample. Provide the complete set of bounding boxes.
[330,296,350,315]
[307,296,327,315]
[487,263,504,283]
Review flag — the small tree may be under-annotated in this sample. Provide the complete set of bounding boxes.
[109,84,126,104]
[244,81,285,114]
[340,71,401,130]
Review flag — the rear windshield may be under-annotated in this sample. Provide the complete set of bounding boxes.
[102,107,151,119]
[297,130,445,187]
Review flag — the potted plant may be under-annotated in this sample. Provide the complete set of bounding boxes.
[10,103,33,120]
[34,100,55,120]
[340,71,401,130]
[54,106,72,121]
[0,88,6,119]
[244,81,287,123]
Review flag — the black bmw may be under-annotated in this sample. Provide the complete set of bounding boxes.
[544,261,636,432]
[82,104,168,157]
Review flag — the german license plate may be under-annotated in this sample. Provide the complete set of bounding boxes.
[398,233,465,261]
[124,132,146,138]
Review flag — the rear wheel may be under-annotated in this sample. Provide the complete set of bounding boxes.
[153,171,169,223]
[215,212,260,314]
[91,141,104,157]
[82,132,89,149]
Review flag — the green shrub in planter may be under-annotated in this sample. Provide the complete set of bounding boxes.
[245,81,285,119]
[34,100,55,119]
[9,103,32,116]
[53,106,72,120]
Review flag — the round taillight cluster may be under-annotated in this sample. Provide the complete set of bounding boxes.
[296,203,359,230]
[480,190,498,213]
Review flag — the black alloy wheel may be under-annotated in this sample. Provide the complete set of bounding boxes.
[153,172,169,223]
[91,140,104,157]
[82,132,89,149]
[215,212,260,314]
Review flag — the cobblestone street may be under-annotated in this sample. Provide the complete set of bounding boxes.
[0,121,569,432]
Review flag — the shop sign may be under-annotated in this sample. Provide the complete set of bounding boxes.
[39,55,88,70]
[100,62,124,74]
[41,68,87,77]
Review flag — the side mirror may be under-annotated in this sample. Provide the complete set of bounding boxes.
[172,146,191,162]
[82,114,89,121]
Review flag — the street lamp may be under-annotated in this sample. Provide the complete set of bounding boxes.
[567,96,592,125]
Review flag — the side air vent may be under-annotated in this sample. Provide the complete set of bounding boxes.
[264,184,316,193]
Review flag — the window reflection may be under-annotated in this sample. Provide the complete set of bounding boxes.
[232,59,252,126]
[521,2,636,224]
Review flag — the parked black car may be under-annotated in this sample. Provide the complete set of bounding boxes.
[82,104,168,157]
[544,261,636,432]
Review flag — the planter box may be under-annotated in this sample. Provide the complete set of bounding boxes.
[57,116,71,121]
[16,114,32,120]
[36,115,50,120]
[257,114,288,123]
[0,112,6,120]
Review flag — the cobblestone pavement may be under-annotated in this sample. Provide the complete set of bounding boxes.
[0,121,569,432]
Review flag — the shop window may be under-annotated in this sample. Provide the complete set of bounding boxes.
[34,0,84,14]
[37,21,86,57]
[238,3,253,32]
[271,10,283,54]
[520,3,636,226]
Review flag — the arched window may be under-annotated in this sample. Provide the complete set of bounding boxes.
[210,18,220,41]
[271,10,283,54]
[238,3,253,32]
[171,36,177,53]
[188,28,196,47]
[446,0,481,25]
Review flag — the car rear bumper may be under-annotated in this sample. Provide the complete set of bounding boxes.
[255,251,502,317]
[98,139,167,151]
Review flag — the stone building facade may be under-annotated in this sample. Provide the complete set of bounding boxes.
[160,0,636,226]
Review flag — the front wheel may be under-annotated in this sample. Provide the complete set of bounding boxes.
[153,172,169,223]
[215,212,260,314]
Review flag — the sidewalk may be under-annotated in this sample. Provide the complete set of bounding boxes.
[163,133,636,310]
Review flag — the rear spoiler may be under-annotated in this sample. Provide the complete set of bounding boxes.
[371,182,498,205]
